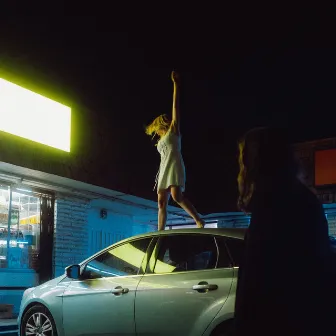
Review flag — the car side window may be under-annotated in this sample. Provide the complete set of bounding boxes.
[224,237,244,267]
[214,236,234,268]
[152,234,217,274]
[82,238,151,279]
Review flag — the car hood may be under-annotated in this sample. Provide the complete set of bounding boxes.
[28,274,67,293]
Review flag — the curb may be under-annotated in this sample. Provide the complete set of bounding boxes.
[0,324,18,334]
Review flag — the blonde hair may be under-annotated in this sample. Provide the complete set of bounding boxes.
[145,114,171,137]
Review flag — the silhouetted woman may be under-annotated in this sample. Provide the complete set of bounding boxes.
[145,71,205,231]
[234,127,335,336]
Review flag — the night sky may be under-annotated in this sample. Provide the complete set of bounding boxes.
[1,14,336,214]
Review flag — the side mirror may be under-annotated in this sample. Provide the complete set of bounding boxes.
[65,264,81,279]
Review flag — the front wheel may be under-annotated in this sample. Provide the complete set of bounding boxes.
[20,304,57,336]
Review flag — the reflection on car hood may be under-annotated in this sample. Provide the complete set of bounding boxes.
[31,274,67,291]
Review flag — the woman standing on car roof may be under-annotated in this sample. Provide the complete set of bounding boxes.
[234,126,335,336]
[145,71,205,231]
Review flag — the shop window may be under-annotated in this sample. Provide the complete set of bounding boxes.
[0,186,41,271]
[0,185,11,268]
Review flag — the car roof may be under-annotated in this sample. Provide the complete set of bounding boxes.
[124,227,247,242]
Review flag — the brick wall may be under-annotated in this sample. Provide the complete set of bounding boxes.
[326,214,336,237]
[132,224,156,235]
[217,216,250,229]
[53,195,90,277]
[87,207,134,256]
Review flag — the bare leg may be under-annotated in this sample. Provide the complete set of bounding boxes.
[158,190,170,231]
[170,186,205,228]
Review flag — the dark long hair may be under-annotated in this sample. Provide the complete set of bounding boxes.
[237,127,299,212]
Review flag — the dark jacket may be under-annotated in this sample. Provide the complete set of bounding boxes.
[234,179,335,336]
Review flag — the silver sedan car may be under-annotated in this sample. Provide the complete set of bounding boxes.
[18,228,245,336]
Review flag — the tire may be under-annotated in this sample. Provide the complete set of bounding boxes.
[20,304,57,336]
[212,319,235,336]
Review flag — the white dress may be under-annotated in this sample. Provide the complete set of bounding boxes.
[155,127,186,193]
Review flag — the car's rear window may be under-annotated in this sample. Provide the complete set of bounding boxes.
[225,237,244,267]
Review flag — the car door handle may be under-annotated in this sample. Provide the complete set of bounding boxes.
[192,284,218,291]
[111,286,129,295]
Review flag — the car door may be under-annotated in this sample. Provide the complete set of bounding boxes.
[224,236,245,269]
[62,237,152,336]
[135,233,235,336]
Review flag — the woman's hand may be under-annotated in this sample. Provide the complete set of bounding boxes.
[171,70,180,131]
[171,70,180,84]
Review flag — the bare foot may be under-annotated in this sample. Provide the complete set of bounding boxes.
[196,220,205,228]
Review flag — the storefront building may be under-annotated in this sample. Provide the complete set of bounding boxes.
[0,161,191,318]
[0,183,53,318]
[0,73,191,318]
[293,137,336,237]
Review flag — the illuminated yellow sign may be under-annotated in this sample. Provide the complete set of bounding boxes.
[0,78,71,152]
[20,214,40,225]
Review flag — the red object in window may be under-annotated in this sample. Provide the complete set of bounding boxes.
[315,149,336,186]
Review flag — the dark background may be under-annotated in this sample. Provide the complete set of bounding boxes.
[1,13,336,214]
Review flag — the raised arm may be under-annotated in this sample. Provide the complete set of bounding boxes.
[171,71,180,133]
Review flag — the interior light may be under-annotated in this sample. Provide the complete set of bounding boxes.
[16,188,32,193]
[0,239,28,246]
